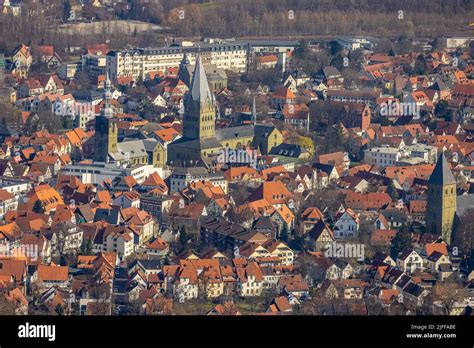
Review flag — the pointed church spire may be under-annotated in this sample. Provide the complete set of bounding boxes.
[101,71,114,118]
[178,52,191,87]
[105,70,111,86]
[188,55,213,105]
[429,152,456,186]
[104,71,112,100]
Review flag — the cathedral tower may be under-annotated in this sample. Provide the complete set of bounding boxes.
[425,152,457,244]
[182,56,216,140]
[94,73,118,162]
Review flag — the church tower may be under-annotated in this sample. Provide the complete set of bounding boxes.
[94,73,118,162]
[178,52,192,87]
[425,152,457,244]
[182,56,215,140]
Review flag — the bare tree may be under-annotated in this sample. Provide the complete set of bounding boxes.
[431,281,464,315]
[454,209,474,254]
[0,289,16,315]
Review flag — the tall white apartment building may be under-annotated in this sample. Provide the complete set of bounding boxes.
[107,42,249,81]
[106,40,299,81]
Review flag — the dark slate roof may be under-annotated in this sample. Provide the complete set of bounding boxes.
[380,209,408,224]
[72,89,103,102]
[92,228,105,245]
[137,259,162,270]
[394,115,415,126]
[252,216,276,231]
[171,166,208,176]
[308,220,333,241]
[269,143,302,158]
[143,139,161,152]
[334,259,350,269]
[254,124,276,138]
[429,79,449,91]
[231,229,264,242]
[428,152,456,186]
[427,250,445,262]
[395,274,412,289]
[215,125,254,142]
[70,191,94,205]
[403,282,424,297]
[115,267,128,280]
[382,267,403,285]
[201,216,247,237]
[372,251,391,264]
[283,68,309,80]
[251,216,277,235]
[118,129,144,142]
[312,162,336,176]
[170,136,223,150]
[355,171,392,186]
[93,207,121,224]
[113,279,128,294]
[398,248,416,261]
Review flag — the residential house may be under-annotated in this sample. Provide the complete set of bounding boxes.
[113,191,141,209]
[0,189,18,218]
[306,220,335,251]
[426,251,452,280]
[279,274,310,299]
[236,261,264,297]
[323,279,368,300]
[270,204,295,235]
[266,296,293,314]
[102,225,135,261]
[370,229,397,247]
[33,264,70,289]
[145,237,169,259]
[333,207,359,240]
[299,207,324,235]
[270,87,296,108]
[397,249,423,274]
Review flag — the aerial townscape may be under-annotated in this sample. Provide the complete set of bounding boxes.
[0,0,473,318]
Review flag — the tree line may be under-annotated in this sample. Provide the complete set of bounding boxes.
[1,0,472,56]
[165,0,473,38]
